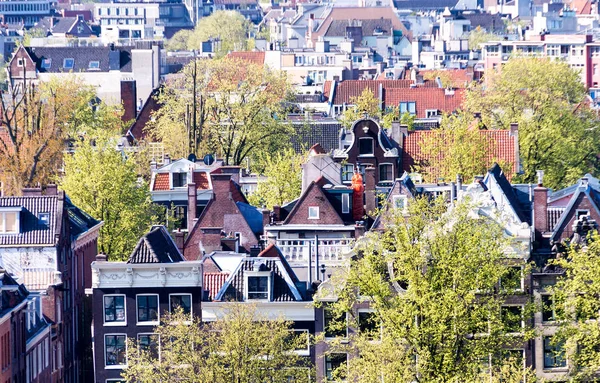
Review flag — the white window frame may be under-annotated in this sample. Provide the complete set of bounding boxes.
[392,195,408,213]
[323,306,348,340]
[103,294,126,326]
[341,193,350,214]
[341,164,354,183]
[425,109,439,118]
[137,333,161,361]
[541,294,559,323]
[0,208,21,234]
[358,308,382,341]
[358,137,374,156]
[500,266,524,292]
[136,294,159,326]
[324,352,348,381]
[168,293,192,322]
[16,58,24,67]
[289,329,310,356]
[378,162,394,182]
[244,271,272,302]
[104,333,127,369]
[308,206,319,220]
[501,305,525,335]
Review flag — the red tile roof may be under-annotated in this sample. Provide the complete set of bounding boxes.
[384,88,466,118]
[323,80,332,102]
[204,272,229,301]
[227,51,265,66]
[332,80,415,105]
[402,129,517,180]
[152,172,211,191]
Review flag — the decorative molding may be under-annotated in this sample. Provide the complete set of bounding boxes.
[91,261,203,289]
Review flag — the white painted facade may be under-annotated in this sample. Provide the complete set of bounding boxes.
[91,261,204,289]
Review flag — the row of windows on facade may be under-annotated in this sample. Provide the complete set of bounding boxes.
[17,57,101,71]
[98,7,145,16]
[100,18,145,26]
[25,338,63,383]
[487,44,590,57]
[0,3,50,13]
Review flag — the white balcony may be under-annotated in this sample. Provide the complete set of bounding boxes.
[275,239,354,265]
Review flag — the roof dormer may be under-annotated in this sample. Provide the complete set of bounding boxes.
[0,207,22,234]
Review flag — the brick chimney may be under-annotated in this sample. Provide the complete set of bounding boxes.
[272,205,282,222]
[533,170,548,243]
[354,221,366,238]
[261,209,271,229]
[174,229,185,255]
[22,187,42,196]
[187,182,197,231]
[364,166,377,216]
[45,184,58,195]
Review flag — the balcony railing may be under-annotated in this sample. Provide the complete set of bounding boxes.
[276,239,354,264]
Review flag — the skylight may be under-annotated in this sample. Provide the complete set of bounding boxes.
[63,58,74,70]
[41,58,51,69]
[88,61,100,69]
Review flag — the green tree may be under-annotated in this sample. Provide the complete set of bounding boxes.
[552,232,600,380]
[468,26,498,51]
[326,197,536,382]
[466,57,600,189]
[339,88,381,128]
[146,57,294,165]
[122,304,313,382]
[247,148,303,208]
[22,28,46,46]
[166,11,250,56]
[416,112,513,182]
[59,135,161,259]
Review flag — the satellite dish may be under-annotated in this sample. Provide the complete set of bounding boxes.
[188,153,197,163]
[203,154,215,166]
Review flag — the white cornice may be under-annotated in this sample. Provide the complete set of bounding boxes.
[91,261,203,289]
[202,301,315,322]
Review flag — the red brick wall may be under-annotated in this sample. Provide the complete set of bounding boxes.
[9,47,37,80]
[0,319,11,383]
[120,80,137,124]
[285,183,344,225]
[554,193,600,241]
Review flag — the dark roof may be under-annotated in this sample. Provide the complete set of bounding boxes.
[292,121,342,154]
[487,163,528,223]
[0,270,28,319]
[393,0,459,9]
[26,46,132,73]
[236,202,263,234]
[65,196,100,238]
[460,13,505,33]
[127,87,161,142]
[0,195,60,246]
[325,18,393,37]
[128,226,184,264]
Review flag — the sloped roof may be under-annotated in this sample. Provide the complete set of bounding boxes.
[291,121,342,154]
[26,46,132,73]
[332,79,414,105]
[485,163,528,223]
[283,177,346,225]
[550,177,600,240]
[324,18,393,37]
[65,196,100,238]
[393,0,459,10]
[402,129,518,179]
[152,172,211,191]
[128,225,184,264]
[0,195,60,246]
[384,88,466,118]
[204,272,229,301]
[226,51,265,66]
[236,202,264,234]
[127,87,161,142]
[570,0,592,14]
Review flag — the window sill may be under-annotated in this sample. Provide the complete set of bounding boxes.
[357,154,374,158]
[136,321,159,326]
[542,367,568,372]
[105,365,127,370]
[103,322,127,327]
[308,217,320,220]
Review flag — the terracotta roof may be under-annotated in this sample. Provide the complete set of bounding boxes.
[332,79,415,105]
[204,272,229,301]
[153,173,170,191]
[384,88,466,118]
[402,129,517,179]
[226,51,265,66]
[311,7,412,44]
[323,80,332,102]
[570,0,592,14]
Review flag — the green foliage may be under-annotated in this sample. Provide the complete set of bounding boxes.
[466,57,600,189]
[552,233,600,380]
[59,135,162,259]
[468,26,498,51]
[146,57,294,165]
[247,148,303,208]
[165,11,250,57]
[417,111,512,183]
[327,197,537,382]
[122,304,313,382]
[339,88,382,128]
[22,28,46,46]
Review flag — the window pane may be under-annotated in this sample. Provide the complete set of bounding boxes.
[543,336,566,368]
[359,138,373,155]
[105,335,126,366]
[379,164,392,181]
[325,353,347,380]
[137,295,158,322]
[170,295,191,317]
[138,334,159,359]
[104,296,125,322]
[359,312,379,340]
[5,212,17,232]
[248,276,269,300]
[501,306,522,332]
[324,306,346,338]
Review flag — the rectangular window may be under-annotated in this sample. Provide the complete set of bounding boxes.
[341,164,354,183]
[341,193,350,214]
[543,336,566,369]
[379,164,393,182]
[41,58,51,69]
[501,306,523,333]
[88,61,100,69]
[137,334,160,360]
[358,137,374,155]
[17,58,24,67]
[63,58,74,70]
[392,195,408,211]
[308,206,319,219]
[105,334,127,367]
[324,305,347,338]
[172,172,186,187]
[542,295,562,322]
[358,311,380,340]
[1,211,18,233]
[500,266,523,291]
[137,295,159,324]
[104,295,126,324]
[325,353,347,381]
[426,109,439,118]
[247,276,269,300]
[169,294,192,319]
[399,102,416,115]
[288,329,310,355]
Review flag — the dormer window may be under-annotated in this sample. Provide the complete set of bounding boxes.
[245,271,271,301]
[39,213,49,227]
[172,172,186,188]
[0,208,21,234]
[63,58,75,70]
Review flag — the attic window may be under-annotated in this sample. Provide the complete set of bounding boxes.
[308,206,319,220]
[426,109,439,118]
[245,271,271,301]
[358,137,374,156]
[41,59,51,69]
[88,61,100,69]
[172,172,186,188]
[399,102,416,115]
[17,58,24,67]
[63,58,74,70]
[0,210,19,233]
[39,213,49,226]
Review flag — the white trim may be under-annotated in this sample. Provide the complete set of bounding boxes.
[323,305,348,340]
[91,261,203,289]
[358,137,374,156]
[289,329,310,356]
[202,301,314,321]
[0,300,26,326]
[244,271,272,302]
[104,333,127,369]
[135,294,159,326]
[378,162,394,182]
[137,333,161,361]
[308,206,319,220]
[341,193,350,214]
[0,210,20,234]
[103,294,127,326]
[169,293,193,322]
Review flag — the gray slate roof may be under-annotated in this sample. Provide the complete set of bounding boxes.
[128,226,184,264]
[0,196,59,246]
[292,121,342,154]
[26,46,132,73]
[325,18,393,37]
[65,196,100,238]
[393,0,459,10]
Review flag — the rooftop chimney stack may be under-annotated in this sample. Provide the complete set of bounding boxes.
[187,182,197,232]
